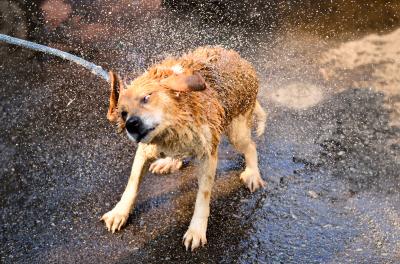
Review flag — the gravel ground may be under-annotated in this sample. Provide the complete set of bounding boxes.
[1,1,400,263]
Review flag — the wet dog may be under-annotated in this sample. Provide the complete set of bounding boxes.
[101,46,267,250]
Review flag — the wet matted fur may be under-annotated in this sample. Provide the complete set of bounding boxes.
[101,46,267,250]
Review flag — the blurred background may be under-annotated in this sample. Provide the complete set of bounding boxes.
[1,1,400,263]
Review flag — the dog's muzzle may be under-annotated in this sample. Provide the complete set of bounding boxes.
[125,116,154,142]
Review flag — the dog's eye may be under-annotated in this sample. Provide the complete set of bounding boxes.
[142,94,151,104]
[121,111,128,120]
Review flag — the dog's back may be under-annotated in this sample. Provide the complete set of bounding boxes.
[182,46,259,125]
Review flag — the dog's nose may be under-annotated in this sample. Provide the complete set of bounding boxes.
[125,116,142,134]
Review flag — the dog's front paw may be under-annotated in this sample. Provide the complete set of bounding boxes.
[240,168,266,192]
[149,157,182,174]
[183,227,207,251]
[101,207,129,233]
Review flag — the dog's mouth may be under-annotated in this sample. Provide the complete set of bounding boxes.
[127,126,156,143]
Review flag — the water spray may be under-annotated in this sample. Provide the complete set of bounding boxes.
[0,33,110,83]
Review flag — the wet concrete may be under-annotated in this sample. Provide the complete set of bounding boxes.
[1,1,400,263]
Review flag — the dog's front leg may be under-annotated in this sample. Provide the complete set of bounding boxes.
[101,143,157,233]
[183,150,217,251]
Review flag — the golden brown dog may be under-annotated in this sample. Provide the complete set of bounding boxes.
[101,46,267,250]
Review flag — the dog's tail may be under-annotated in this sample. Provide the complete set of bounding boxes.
[254,100,267,137]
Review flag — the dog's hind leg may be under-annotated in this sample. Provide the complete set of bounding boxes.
[149,157,182,174]
[183,151,217,251]
[101,143,157,233]
[253,100,267,137]
[227,111,266,192]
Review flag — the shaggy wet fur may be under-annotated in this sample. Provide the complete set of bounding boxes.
[101,46,266,251]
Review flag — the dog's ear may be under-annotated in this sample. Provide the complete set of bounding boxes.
[184,72,207,91]
[107,71,124,123]
[160,72,207,92]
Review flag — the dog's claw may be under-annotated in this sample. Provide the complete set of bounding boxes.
[183,234,191,251]
[118,220,124,231]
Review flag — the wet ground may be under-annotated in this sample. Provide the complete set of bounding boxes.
[1,1,400,263]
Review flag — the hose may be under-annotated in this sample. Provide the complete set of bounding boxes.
[0,33,110,83]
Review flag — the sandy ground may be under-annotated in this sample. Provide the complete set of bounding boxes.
[320,28,400,127]
[262,27,400,125]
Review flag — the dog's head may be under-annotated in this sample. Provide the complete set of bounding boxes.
[107,67,207,144]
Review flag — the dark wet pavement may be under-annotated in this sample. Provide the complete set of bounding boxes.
[1,1,400,263]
